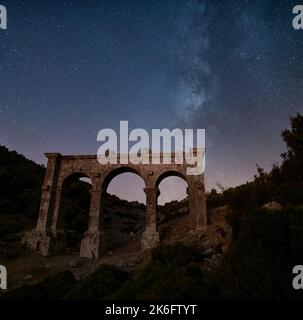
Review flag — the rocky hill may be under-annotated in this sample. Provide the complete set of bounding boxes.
[0,145,232,291]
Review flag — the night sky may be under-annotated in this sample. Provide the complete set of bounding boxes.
[1,0,302,203]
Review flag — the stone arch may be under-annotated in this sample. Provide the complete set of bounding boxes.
[58,170,93,188]
[101,166,146,192]
[80,166,149,258]
[26,152,207,258]
[154,169,207,230]
[152,170,189,239]
[46,171,92,254]
[97,166,159,253]
[99,167,147,253]
[156,170,189,207]
[155,170,188,189]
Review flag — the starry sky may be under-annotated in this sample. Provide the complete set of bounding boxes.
[1,0,302,204]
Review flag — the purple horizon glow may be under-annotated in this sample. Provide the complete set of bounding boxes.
[107,173,188,205]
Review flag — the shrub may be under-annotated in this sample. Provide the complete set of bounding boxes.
[222,207,303,299]
[1,271,76,300]
[65,264,129,300]
[110,244,213,300]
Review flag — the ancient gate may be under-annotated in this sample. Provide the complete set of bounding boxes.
[25,151,207,259]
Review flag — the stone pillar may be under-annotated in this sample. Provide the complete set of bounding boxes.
[141,187,160,250]
[23,153,62,256]
[47,186,67,254]
[80,180,105,259]
[50,187,64,233]
[187,175,207,230]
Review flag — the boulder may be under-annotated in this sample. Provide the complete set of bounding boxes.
[262,201,283,211]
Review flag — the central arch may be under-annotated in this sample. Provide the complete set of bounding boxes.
[102,167,145,191]
[100,167,147,253]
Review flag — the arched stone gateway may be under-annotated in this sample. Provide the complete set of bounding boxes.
[24,151,207,259]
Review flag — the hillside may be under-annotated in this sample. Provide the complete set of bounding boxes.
[0,146,45,259]
[0,146,45,217]
[0,145,232,293]
[1,114,303,299]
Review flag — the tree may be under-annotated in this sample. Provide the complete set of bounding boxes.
[280,113,303,183]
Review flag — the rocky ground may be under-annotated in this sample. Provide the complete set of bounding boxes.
[0,203,232,290]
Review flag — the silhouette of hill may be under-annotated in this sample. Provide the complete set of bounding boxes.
[0,145,45,217]
[0,146,45,244]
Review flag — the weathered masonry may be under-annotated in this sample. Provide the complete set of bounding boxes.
[25,151,207,259]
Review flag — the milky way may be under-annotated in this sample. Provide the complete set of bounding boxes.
[0,0,302,203]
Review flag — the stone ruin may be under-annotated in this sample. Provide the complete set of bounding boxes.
[24,151,207,259]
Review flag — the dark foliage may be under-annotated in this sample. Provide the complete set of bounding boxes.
[1,265,128,300]
[222,207,303,299]
[210,114,303,299]
[64,264,129,300]
[1,271,76,300]
[208,114,303,212]
[0,145,45,217]
[109,243,214,300]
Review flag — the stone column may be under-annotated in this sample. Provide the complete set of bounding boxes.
[141,187,160,250]
[50,187,64,233]
[24,153,62,256]
[187,175,207,230]
[47,186,67,254]
[80,178,105,259]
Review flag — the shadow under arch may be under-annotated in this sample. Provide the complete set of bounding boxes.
[57,171,92,254]
[61,171,92,188]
